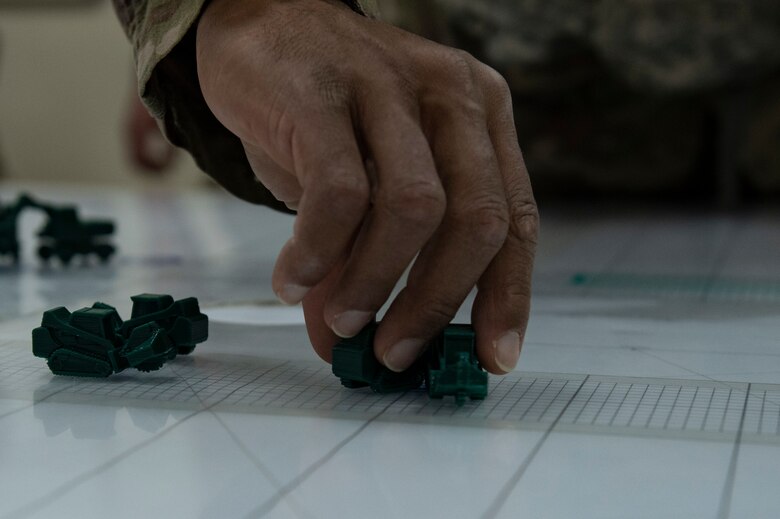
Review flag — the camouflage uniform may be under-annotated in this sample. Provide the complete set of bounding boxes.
[380,0,780,196]
[113,0,780,204]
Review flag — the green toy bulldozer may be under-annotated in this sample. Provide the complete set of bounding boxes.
[33,294,208,377]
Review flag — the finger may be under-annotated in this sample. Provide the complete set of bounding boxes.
[129,112,176,173]
[272,114,370,305]
[242,140,302,210]
[471,67,539,375]
[322,94,446,339]
[132,131,175,172]
[301,254,350,363]
[373,100,509,372]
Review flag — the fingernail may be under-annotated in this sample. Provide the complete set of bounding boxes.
[494,331,520,373]
[276,284,310,305]
[330,310,373,338]
[383,338,426,372]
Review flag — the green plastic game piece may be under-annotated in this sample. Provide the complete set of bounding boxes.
[37,206,115,265]
[0,195,37,263]
[0,193,116,265]
[118,294,208,355]
[332,322,488,405]
[121,323,173,372]
[32,294,208,377]
[0,202,21,263]
[426,324,488,406]
[332,322,426,393]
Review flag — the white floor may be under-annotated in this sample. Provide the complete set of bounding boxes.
[1,184,780,519]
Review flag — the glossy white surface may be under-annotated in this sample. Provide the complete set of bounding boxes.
[1,185,779,519]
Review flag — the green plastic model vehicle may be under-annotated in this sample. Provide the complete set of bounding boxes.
[37,206,115,264]
[32,294,208,377]
[0,193,116,265]
[32,306,173,377]
[332,323,426,393]
[332,322,488,405]
[117,294,208,355]
[426,324,488,405]
[0,202,21,262]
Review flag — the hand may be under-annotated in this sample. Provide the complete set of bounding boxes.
[196,0,538,374]
[126,93,177,173]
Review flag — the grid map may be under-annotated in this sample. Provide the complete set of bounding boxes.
[3,340,779,444]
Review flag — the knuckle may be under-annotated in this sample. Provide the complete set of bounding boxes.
[455,194,510,249]
[508,196,540,248]
[309,65,356,111]
[430,48,478,90]
[316,77,355,111]
[454,95,488,123]
[418,48,491,122]
[420,297,460,327]
[481,64,512,99]
[318,169,370,205]
[316,77,355,110]
[473,62,514,117]
[379,180,446,225]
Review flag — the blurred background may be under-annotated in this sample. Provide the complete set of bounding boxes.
[0,0,778,206]
[0,0,202,188]
[377,0,780,207]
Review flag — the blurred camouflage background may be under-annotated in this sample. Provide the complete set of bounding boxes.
[378,0,780,205]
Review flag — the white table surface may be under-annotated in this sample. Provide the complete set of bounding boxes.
[1,183,779,519]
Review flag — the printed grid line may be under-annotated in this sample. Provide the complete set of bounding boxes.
[2,341,780,442]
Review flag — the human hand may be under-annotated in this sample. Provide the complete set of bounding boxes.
[196,0,538,374]
[126,93,177,173]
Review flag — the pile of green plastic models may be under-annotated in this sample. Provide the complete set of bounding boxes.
[0,193,115,265]
[332,323,488,406]
[32,294,208,377]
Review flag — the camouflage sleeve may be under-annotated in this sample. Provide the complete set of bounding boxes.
[112,0,376,209]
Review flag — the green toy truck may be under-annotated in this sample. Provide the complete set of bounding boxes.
[37,206,115,264]
[0,193,116,265]
[0,203,20,262]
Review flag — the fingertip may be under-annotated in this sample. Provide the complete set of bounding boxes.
[302,292,338,364]
[301,254,350,365]
[330,310,374,339]
[472,290,528,375]
[272,239,317,304]
[381,337,426,372]
[275,283,311,305]
[492,330,521,373]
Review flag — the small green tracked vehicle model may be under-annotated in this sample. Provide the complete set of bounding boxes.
[32,294,208,377]
[332,322,488,405]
